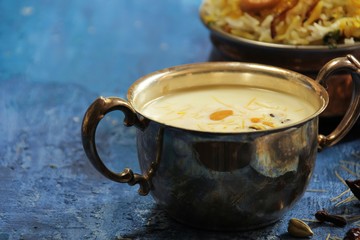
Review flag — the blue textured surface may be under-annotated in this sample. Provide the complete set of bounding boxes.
[1,1,360,239]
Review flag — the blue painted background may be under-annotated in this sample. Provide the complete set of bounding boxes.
[1,1,360,239]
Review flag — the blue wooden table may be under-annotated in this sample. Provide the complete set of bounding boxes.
[1,1,360,239]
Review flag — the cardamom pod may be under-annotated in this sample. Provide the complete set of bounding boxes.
[287,218,314,238]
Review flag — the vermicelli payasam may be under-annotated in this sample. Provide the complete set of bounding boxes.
[140,86,316,133]
[201,0,360,46]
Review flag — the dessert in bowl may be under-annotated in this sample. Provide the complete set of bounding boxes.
[82,56,360,230]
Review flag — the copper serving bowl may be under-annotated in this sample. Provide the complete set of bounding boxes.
[199,7,360,117]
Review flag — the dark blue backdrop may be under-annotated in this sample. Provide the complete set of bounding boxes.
[0,1,359,239]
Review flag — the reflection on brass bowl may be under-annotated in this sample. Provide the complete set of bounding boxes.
[199,11,360,118]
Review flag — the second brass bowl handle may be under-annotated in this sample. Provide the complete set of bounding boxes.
[316,55,360,149]
[81,97,150,195]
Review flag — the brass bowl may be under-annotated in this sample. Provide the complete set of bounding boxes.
[199,8,360,117]
[82,58,360,230]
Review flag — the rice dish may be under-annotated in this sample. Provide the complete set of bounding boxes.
[201,0,360,46]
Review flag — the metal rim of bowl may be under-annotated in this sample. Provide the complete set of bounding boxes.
[129,61,329,134]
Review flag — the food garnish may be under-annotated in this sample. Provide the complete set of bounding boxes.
[209,109,234,120]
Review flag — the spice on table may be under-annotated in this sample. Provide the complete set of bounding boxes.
[315,210,347,227]
[287,218,314,238]
[345,179,360,201]
[343,227,360,240]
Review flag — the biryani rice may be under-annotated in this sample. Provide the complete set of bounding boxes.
[201,0,360,45]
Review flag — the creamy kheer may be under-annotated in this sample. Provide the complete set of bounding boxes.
[140,86,316,132]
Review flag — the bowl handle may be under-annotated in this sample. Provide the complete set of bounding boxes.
[81,97,163,196]
[316,54,360,149]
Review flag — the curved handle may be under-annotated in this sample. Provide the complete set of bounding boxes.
[81,97,150,195]
[316,55,360,149]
